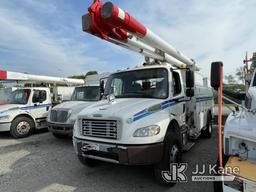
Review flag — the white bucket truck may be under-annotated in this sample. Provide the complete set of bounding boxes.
[0,70,84,138]
[73,0,214,185]
[47,74,109,138]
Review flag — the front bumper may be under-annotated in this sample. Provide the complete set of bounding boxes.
[0,122,11,132]
[73,137,164,165]
[48,122,74,135]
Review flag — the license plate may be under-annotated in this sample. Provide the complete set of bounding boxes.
[81,143,100,152]
[244,180,256,192]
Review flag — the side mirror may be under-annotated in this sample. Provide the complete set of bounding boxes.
[186,88,194,97]
[186,70,194,88]
[100,80,105,96]
[211,62,223,90]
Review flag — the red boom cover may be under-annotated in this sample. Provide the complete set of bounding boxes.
[0,70,7,80]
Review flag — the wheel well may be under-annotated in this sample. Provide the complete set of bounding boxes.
[165,119,182,149]
[12,114,35,127]
[166,119,180,134]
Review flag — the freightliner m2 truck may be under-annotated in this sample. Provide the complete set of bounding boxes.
[73,0,214,185]
[47,74,109,138]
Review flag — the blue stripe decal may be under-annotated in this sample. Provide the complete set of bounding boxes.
[132,97,185,122]
[196,96,213,102]
[20,103,52,110]
[132,96,212,122]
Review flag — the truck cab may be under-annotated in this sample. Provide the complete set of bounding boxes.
[47,85,102,138]
[47,74,109,138]
[0,87,51,138]
[73,64,213,185]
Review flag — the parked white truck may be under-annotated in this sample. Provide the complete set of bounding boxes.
[73,0,214,186]
[47,74,109,138]
[213,54,256,192]
[0,70,84,138]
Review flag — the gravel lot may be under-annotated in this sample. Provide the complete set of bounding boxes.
[0,125,218,192]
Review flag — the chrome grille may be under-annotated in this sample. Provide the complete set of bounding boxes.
[50,110,68,123]
[81,119,118,139]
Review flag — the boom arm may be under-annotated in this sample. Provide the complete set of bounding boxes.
[82,0,196,70]
[0,70,84,85]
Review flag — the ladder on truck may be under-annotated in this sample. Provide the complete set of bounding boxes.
[0,69,84,86]
[82,0,198,71]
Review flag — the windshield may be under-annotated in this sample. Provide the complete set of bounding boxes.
[71,86,100,101]
[104,68,168,99]
[9,89,31,104]
[0,88,12,104]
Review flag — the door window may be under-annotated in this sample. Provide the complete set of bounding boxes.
[172,71,181,96]
[33,90,47,103]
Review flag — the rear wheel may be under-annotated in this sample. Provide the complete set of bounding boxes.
[78,155,100,167]
[154,129,182,186]
[201,112,212,138]
[10,116,34,138]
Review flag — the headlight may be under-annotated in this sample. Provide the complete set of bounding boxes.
[0,115,10,121]
[133,125,160,137]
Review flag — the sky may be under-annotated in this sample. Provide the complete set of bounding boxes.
[0,0,256,79]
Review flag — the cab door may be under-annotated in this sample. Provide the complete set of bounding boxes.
[169,70,186,125]
[30,89,51,127]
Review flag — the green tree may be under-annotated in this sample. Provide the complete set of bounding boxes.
[69,71,98,80]
[85,71,98,77]
[225,75,237,84]
[235,67,244,83]
[69,75,86,80]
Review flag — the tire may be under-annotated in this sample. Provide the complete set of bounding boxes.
[78,155,100,167]
[154,127,182,186]
[201,112,212,139]
[10,116,35,138]
[52,133,69,139]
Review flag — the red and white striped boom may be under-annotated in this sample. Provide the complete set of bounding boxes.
[82,0,196,69]
[0,70,84,85]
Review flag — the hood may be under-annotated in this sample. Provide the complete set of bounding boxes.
[53,101,94,110]
[78,98,165,121]
[53,101,97,119]
[0,104,21,114]
[225,111,256,141]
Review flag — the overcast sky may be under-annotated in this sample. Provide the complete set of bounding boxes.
[0,0,255,78]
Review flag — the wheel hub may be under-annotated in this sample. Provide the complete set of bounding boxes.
[170,144,179,163]
[17,121,30,135]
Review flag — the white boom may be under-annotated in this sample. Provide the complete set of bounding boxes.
[82,0,196,70]
[0,69,84,85]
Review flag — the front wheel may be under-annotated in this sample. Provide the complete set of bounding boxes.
[154,131,182,186]
[10,116,35,138]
